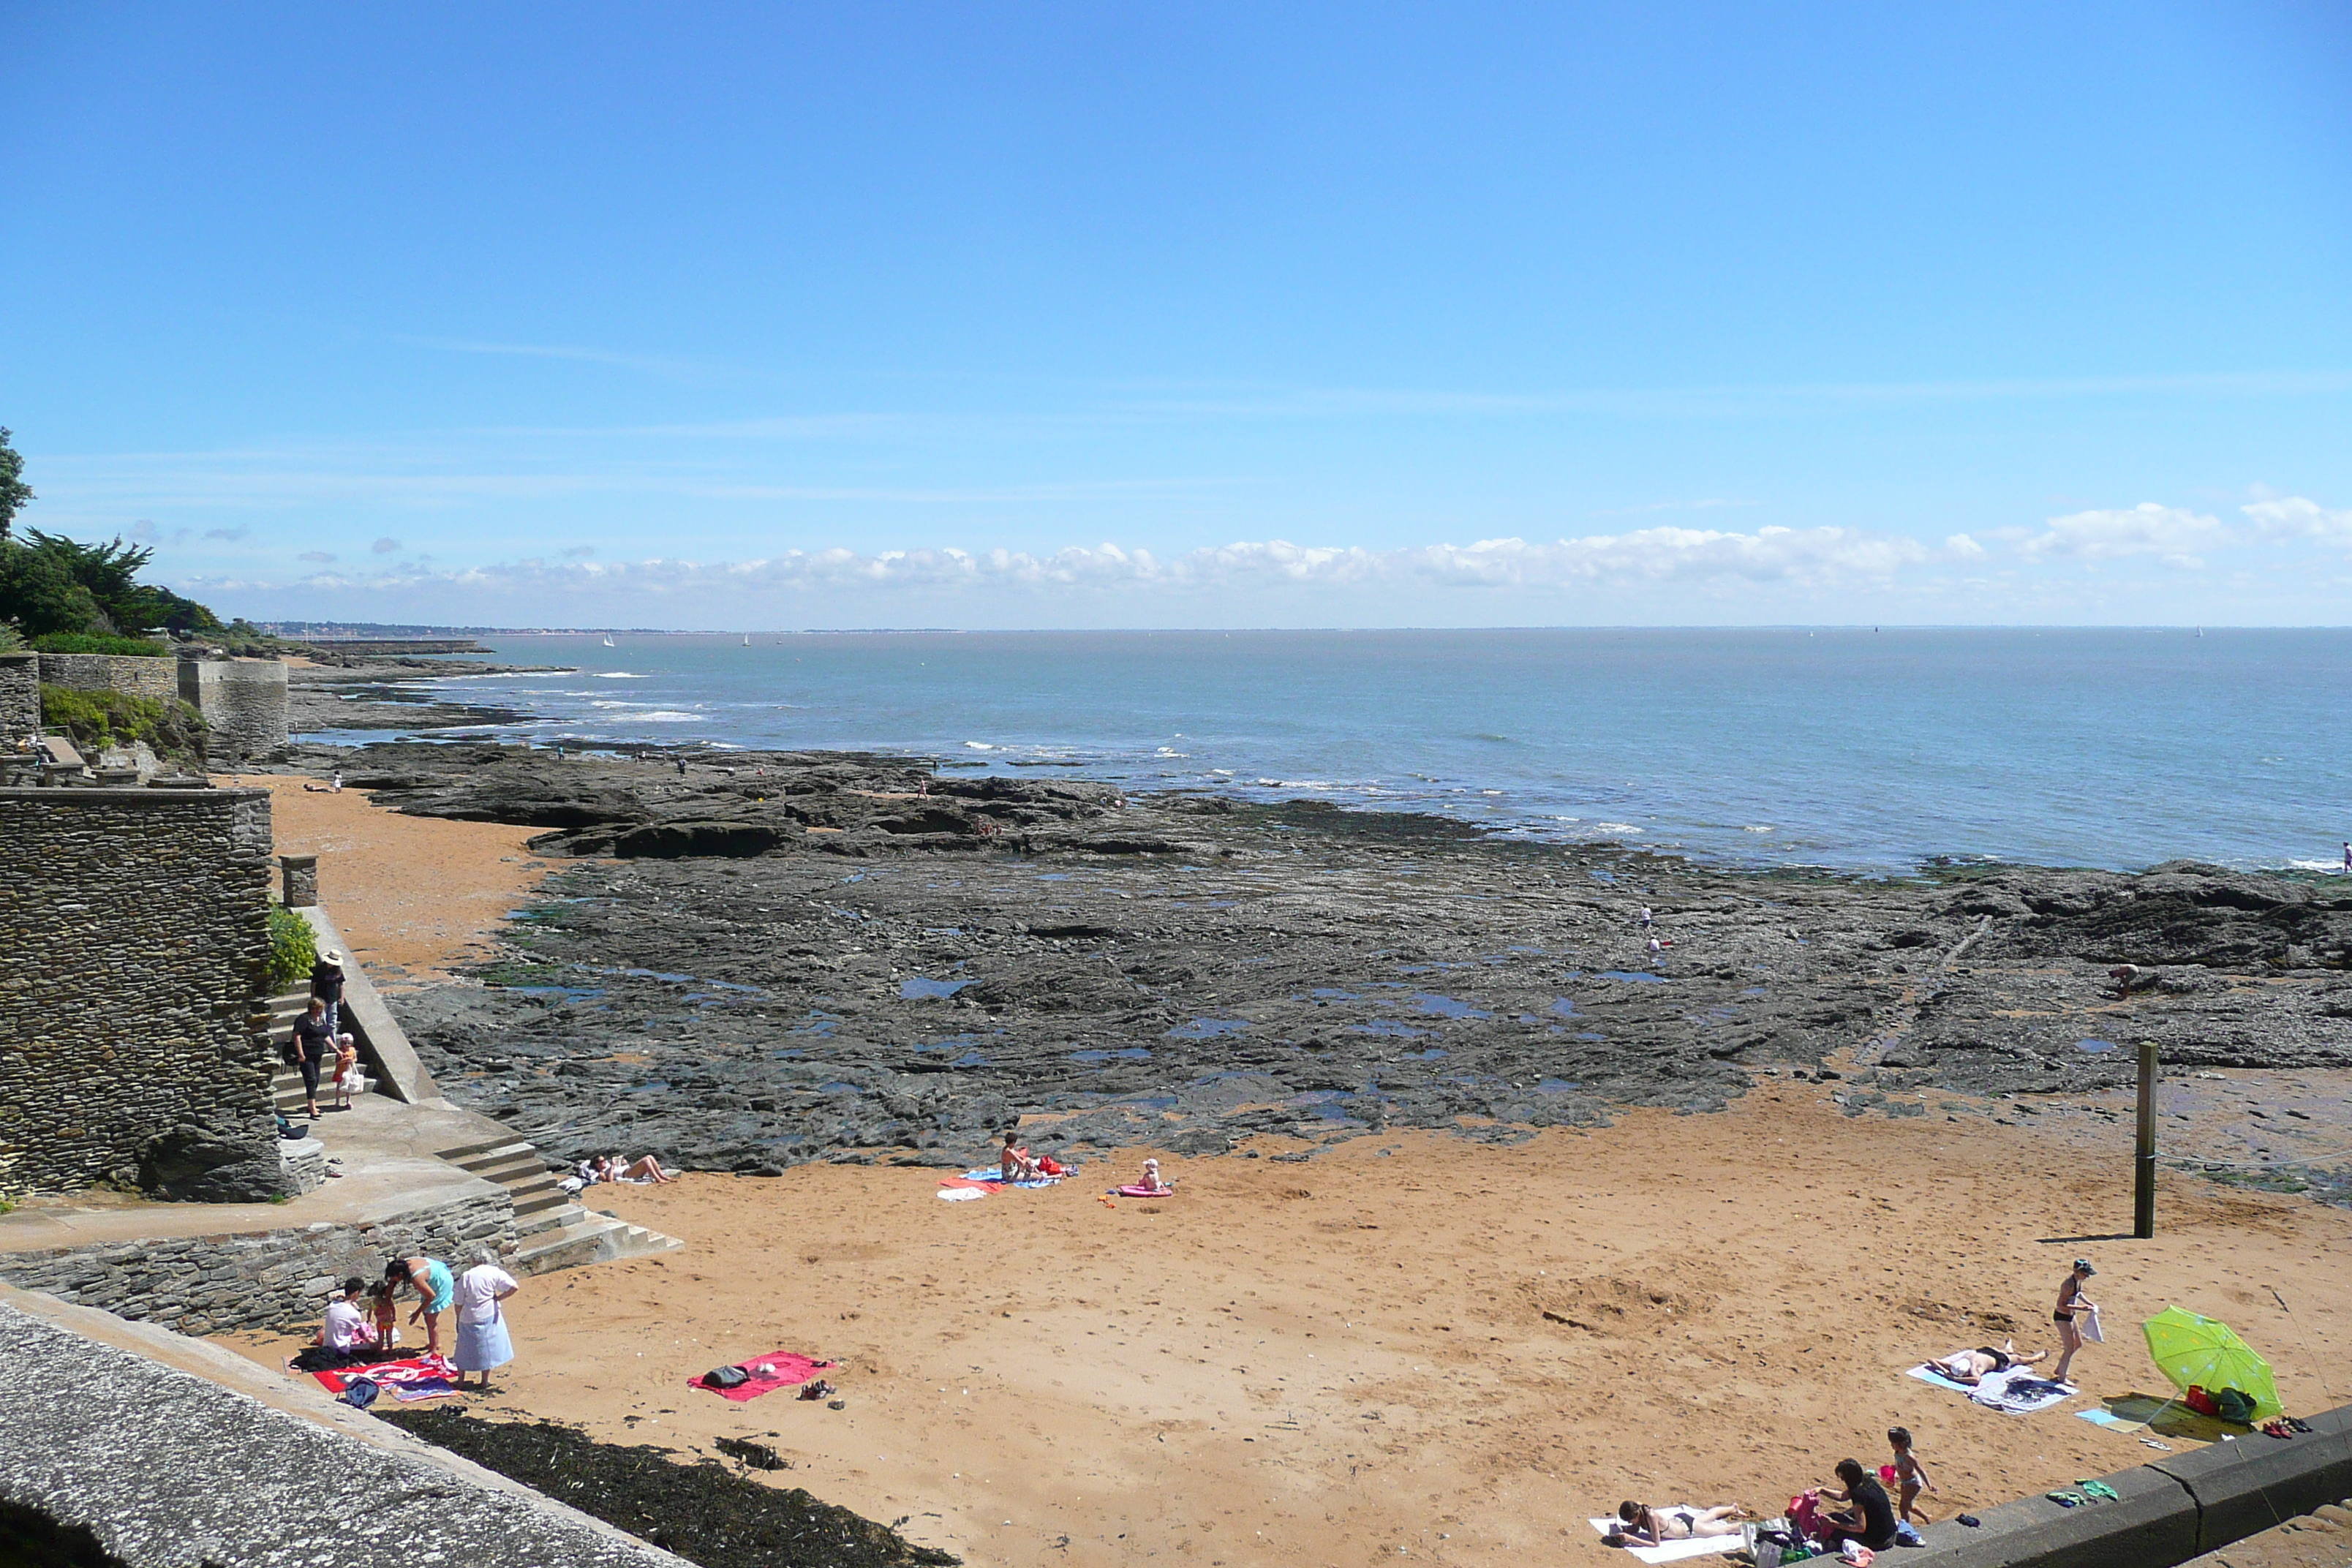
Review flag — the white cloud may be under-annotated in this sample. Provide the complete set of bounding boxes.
[2242,495,2352,547]
[2021,502,2228,570]
[1945,533,1987,559]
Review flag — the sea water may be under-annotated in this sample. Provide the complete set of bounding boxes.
[316,627,2352,876]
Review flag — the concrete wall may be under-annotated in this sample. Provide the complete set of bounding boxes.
[0,652,37,746]
[0,1294,686,1567]
[178,655,290,764]
[34,651,177,705]
[0,786,282,1201]
[0,1189,515,1335]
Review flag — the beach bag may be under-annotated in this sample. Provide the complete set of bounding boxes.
[341,1376,379,1411]
[2214,1387,2257,1424]
[2081,1304,2105,1343]
[701,1365,750,1390]
[2184,1385,2219,1417]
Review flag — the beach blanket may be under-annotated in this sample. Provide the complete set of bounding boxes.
[957,1168,1061,1188]
[1908,1362,2076,1413]
[938,1185,987,1202]
[307,1354,459,1402]
[687,1351,828,1403]
[1584,1515,1742,1563]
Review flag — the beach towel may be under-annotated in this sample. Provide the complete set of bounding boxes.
[687,1351,829,1403]
[1584,1515,1743,1563]
[937,1186,986,1202]
[307,1354,459,1402]
[958,1168,1060,1189]
[1908,1362,2076,1413]
[1967,1368,2076,1414]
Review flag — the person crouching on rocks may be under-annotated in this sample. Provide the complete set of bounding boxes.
[452,1249,519,1392]
[387,1255,454,1357]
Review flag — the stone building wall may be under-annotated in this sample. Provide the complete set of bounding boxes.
[179,656,290,764]
[0,1190,516,1335]
[34,651,178,704]
[0,652,37,745]
[0,786,282,1200]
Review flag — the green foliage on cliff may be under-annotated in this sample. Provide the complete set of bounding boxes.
[267,903,319,992]
[29,632,172,656]
[39,684,208,766]
[0,429,31,542]
[1,530,225,639]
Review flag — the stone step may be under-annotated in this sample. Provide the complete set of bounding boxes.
[445,1142,538,1173]
[513,1210,685,1275]
[513,1188,572,1219]
[462,1151,551,1188]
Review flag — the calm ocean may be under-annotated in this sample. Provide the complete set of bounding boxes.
[332,628,2351,877]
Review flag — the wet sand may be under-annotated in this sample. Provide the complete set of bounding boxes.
[223,773,2352,1567]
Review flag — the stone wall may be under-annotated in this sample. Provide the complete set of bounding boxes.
[0,652,37,745]
[34,651,178,705]
[0,786,282,1200]
[178,656,290,764]
[0,1190,516,1335]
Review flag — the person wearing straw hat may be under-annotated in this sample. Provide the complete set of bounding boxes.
[311,948,346,1037]
[2051,1258,2097,1384]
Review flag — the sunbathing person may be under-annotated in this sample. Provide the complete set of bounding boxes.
[608,1153,674,1184]
[1000,1131,1043,1182]
[1932,1341,2048,1385]
[1608,1501,1748,1546]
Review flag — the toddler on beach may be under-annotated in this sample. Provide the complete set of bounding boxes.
[1887,1427,1933,1522]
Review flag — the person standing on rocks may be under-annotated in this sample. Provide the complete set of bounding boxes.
[388,1255,456,1358]
[311,949,346,1037]
[291,998,335,1119]
[452,1249,519,1391]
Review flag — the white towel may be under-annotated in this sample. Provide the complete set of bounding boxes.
[1585,1515,1743,1563]
[2081,1304,2105,1343]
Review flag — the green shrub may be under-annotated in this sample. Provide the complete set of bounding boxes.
[268,903,319,992]
[29,632,170,656]
[39,684,208,767]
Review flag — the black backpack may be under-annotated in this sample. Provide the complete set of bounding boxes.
[702,1365,750,1390]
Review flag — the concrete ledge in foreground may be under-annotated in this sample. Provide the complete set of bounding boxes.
[0,1289,684,1567]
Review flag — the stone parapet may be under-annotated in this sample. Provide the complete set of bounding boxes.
[0,652,37,745]
[0,1188,516,1335]
[35,650,178,704]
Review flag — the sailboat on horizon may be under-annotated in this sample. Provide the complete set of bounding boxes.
[601,634,615,647]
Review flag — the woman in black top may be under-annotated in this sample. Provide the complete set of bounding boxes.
[1816,1458,1899,1552]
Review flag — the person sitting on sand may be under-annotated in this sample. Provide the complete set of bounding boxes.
[315,1277,377,1354]
[607,1153,674,1184]
[1809,1459,1899,1553]
[1133,1157,1173,1196]
[1931,1341,2047,1385]
[1000,1131,1043,1182]
[1608,1502,1748,1546]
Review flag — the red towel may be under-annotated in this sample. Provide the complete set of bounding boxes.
[308,1354,456,1396]
[687,1351,829,1403]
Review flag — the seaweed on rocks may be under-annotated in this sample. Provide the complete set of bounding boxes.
[378,1408,958,1568]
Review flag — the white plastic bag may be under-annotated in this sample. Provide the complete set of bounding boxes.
[2081,1303,2105,1343]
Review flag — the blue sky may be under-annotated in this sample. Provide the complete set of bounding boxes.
[5,2,2351,627]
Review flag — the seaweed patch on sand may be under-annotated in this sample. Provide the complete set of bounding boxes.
[378,1407,957,1568]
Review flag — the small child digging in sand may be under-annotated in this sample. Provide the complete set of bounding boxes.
[1887,1427,1933,1523]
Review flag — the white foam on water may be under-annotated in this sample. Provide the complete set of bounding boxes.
[633,711,700,723]
[1595,822,1642,834]
[1744,824,1776,834]
[592,671,646,679]
[965,741,995,750]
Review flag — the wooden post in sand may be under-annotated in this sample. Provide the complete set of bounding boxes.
[2134,1040,2158,1239]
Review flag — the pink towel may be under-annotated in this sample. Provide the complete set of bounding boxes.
[308,1354,457,1398]
[687,1351,829,1403]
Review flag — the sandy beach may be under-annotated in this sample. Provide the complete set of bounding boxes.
[220,778,2352,1567]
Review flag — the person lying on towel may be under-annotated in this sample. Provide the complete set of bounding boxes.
[1607,1501,1749,1547]
[1931,1341,2048,1385]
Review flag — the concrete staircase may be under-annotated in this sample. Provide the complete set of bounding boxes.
[433,1136,684,1275]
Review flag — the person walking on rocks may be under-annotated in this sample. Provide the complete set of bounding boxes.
[452,1249,519,1391]
[388,1255,455,1357]
[311,949,346,1037]
[291,998,335,1119]
[2051,1258,2097,1384]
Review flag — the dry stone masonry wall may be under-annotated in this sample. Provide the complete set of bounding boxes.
[0,652,37,746]
[0,1190,516,1335]
[0,786,282,1200]
[34,651,178,704]
[179,656,290,764]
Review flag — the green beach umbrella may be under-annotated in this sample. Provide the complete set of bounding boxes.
[2141,1305,2283,1420]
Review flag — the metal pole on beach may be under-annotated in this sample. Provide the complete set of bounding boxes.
[2134,1040,2158,1239]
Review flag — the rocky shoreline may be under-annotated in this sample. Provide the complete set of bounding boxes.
[271,732,2352,1182]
